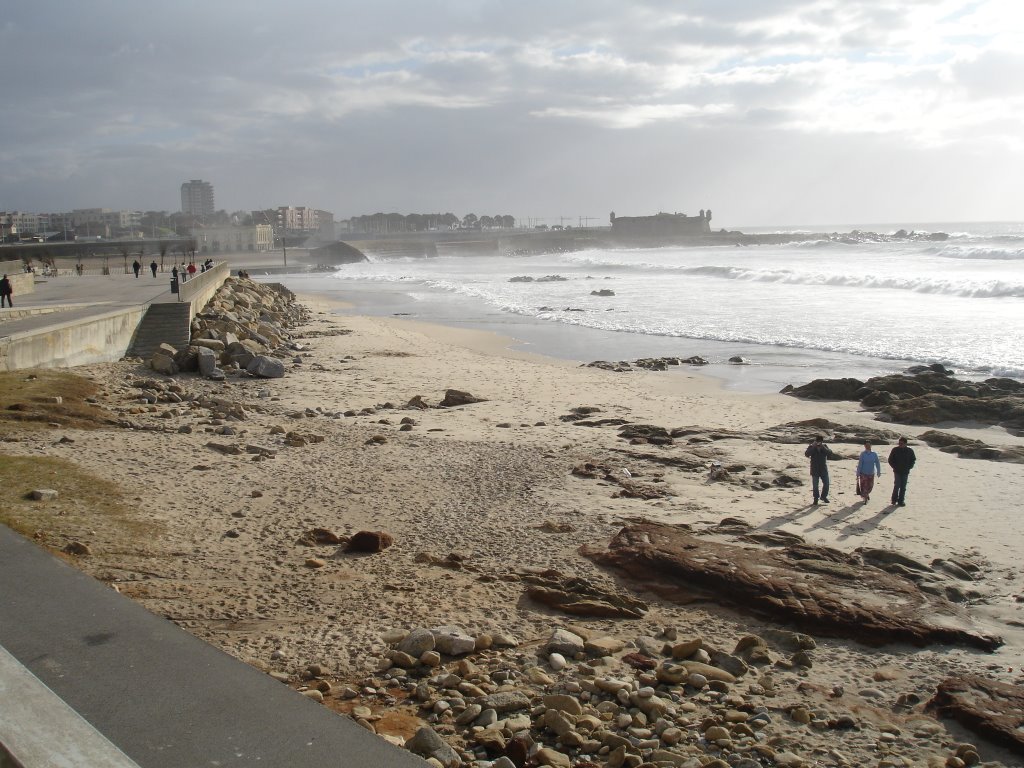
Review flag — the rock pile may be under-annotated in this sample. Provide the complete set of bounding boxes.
[285,622,996,767]
[150,277,310,379]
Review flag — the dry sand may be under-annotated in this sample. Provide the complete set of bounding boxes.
[4,293,1024,766]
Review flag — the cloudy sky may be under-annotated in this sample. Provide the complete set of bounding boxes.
[2,0,1021,227]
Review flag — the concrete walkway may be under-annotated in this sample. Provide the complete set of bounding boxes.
[0,526,426,767]
[0,272,180,339]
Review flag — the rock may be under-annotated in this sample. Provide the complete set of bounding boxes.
[584,636,625,656]
[406,726,462,767]
[786,377,865,401]
[535,747,571,767]
[477,691,531,714]
[432,626,476,656]
[545,628,586,656]
[397,628,435,657]
[439,389,486,407]
[928,675,1024,756]
[63,541,91,556]
[348,530,394,552]
[150,348,178,375]
[590,289,615,297]
[585,522,1002,651]
[31,489,58,501]
[543,694,583,716]
[246,355,286,379]
[197,346,218,377]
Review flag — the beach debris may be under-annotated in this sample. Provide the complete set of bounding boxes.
[928,675,1024,756]
[348,530,394,553]
[30,488,58,501]
[584,522,1002,650]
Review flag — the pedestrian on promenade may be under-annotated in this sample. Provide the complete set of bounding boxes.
[804,435,839,504]
[0,274,12,308]
[187,262,197,278]
[855,441,882,501]
[150,260,158,278]
[887,437,917,506]
[179,263,187,282]
[132,259,141,278]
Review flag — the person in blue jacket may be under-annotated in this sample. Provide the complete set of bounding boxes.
[856,441,882,501]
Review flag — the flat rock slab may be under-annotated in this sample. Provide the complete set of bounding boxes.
[583,522,1000,651]
[928,675,1024,756]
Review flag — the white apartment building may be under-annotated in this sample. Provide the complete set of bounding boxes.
[191,224,273,253]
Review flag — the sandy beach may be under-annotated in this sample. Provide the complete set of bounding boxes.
[3,285,1023,767]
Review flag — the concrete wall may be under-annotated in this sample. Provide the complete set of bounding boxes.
[0,306,145,371]
[0,260,34,297]
[180,262,229,320]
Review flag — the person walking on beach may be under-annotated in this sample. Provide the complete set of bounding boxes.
[805,435,839,504]
[0,274,12,308]
[150,260,158,278]
[132,259,141,278]
[887,437,917,506]
[856,441,882,502]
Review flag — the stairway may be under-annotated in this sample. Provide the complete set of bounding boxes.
[128,303,192,358]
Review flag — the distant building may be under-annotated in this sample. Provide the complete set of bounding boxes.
[70,208,142,237]
[191,224,273,253]
[181,180,215,216]
[609,209,712,236]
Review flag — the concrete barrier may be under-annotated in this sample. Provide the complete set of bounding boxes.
[179,262,229,319]
[0,306,145,371]
[0,260,34,298]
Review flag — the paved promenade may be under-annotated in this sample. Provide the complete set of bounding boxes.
[0,271,179,339]
[0,527,426,767]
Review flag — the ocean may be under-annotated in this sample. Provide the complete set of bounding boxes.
[270,221,1024,394]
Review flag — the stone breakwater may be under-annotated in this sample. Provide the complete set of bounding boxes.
[149,277,311,379]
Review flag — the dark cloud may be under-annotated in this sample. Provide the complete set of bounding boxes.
[0,0,1019,224]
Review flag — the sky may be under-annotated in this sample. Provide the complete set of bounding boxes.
[1,0,1022,228]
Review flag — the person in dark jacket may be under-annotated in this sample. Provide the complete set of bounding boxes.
[804,435,839,504]
[150,260,158,278]
[132,259,141,278]
[0,274,12,308]
[887,437,917,506]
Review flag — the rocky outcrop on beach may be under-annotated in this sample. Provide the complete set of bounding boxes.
[928,676,1024,756]
[919,430,1024,463]
[585,356,709,372]
[583,522,1001,651]
[783,366,1024,436]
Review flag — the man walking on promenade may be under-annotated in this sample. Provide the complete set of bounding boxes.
[805,435,839,504]
[132,259,141,278]
[150,260,158,278]
[887,437,917,506]
[0,274,12,307]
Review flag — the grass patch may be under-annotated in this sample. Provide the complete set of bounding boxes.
[0,369,114,430]
[0,455,154,541]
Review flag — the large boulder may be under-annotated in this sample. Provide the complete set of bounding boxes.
[439,389,486,407]
[151,343,179,375]
[246,355,285,379]
[197,346,218,378]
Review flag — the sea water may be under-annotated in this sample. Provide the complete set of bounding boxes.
[274,222,1024,393]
